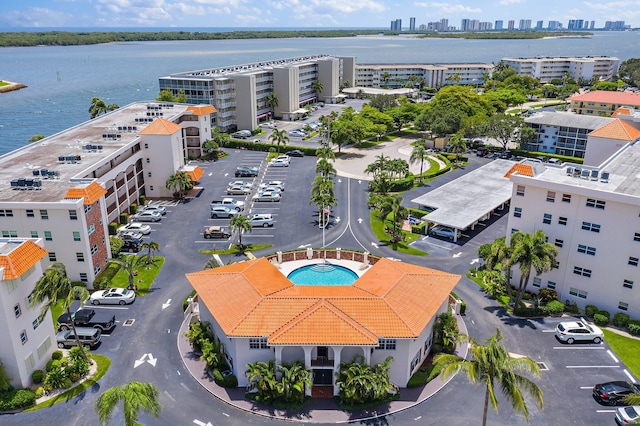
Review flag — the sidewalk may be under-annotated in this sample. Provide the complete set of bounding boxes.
[177,312,469,423]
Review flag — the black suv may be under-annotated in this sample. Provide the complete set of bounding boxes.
[235,166,259,177]
[122,239,142,253]
[593,381,640,405]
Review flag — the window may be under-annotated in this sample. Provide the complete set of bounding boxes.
[150,186,154,191]
[573,266,592,277]
[44,231,52,241]
[40,209,48,220]
[543,213,552,224]
[94,265,102,275]
[513,207,522,218]
[25,354,35,371]
[581,221,600,233]
[80,273,88,283]
[14,303,21,318]
[249,338,268,349]
[554,239,564,248]
[84,204,92,214]
[20,330,28,345]
[569,287,588,299]
[146,158,150,163]
[88,224,95,235]
[547,281,556,289]
[546,191,555,202]
[76,252,85,262]
[37,337,52,359]
[144,143,149,149]
[586,198,606,210]
[635,233,640,242]
[532,277,541,287]
[32,317,40,330]
[562,194,571,203]
[91,245,98,255]
[424,335,432,354]
[30,231,38,238]
[516,185,525,196]
[26,209,34,218]
[0,209,13,217]
[148,172,152,178]
[2,231,18,238]
[577,245,596,256]
[618,302,629,311]
[48,252,57,262]
[68,210,78,220]
[377,339,397,350]
[629,257,639,267]
[558,216,568,226]
[73,231,81,242]
[410,350,422,371]
[623,279,634,289]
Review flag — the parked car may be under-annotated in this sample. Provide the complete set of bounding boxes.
[228,180,253,189]
[593,381,640,406]
[235,166,259,177]
[56,328,102,349]
[252,192,281,202]
[259,122,275,129]
[131,210,161,222]
[286,150,304,157]
[288,130,306,137]
[232,130,252,139]
[117,232,144,242]
[57,308,116,332]
[616,405,640,425]
[259,181,285,192]
[250,213,274,227]
[204,226,231,239]
[117,222,151,235]
[430,226,458,239]
[555,319,604,344]
[226,185,251,195]
[90,288,136,305]
[210,206,239,219]
[122,239,142,253]
[269,159,289,167]
[140,204,166,215]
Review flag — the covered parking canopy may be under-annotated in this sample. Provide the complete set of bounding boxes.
[411,160,518,242]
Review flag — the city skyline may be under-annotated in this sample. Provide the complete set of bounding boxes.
[1,0,639,29]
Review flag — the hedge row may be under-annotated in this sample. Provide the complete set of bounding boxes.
[220,139,318,156]
[585,304,640,336]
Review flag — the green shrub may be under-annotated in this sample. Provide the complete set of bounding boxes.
[513,306,543,317]
[538,288,558,304]
[564,302,580,314]
[0,389,36,410]
[387,176,414,192]
[129,203,138,214]
[597,310,610,320]
[627,323,640,336]
[68,372,81,383]
[211,369,238,388]
[411,222,426,235]
[51,350,63,361]
[46,359,60,372]
[219,139,318,156]
[31,369,44,384]
[585,305,599,318]
[34,387,44,398]
[62,378,73,389]
[183,289,197,312]
[139,195,146,206]
[612,312,630,328]
[459,299,467,315]
[407,367,435,388]
[44,366,67,389]
[119,212,129,224]
[541,300,565,315]
[593,313,609,326]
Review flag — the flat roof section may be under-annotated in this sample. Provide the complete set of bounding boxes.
[411,160,516,230]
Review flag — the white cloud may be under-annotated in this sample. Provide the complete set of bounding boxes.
[413,2,481,14]
[499,0,524,5]
[0,7,75,27]
[309,0,386,13]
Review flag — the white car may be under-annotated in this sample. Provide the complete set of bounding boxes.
[141,204,166,215]
[288,130,306,137]
[89,288,136,305]
[117,222,151,235]
[259,181,285,192]
[269,159,289,167]
[253,192,281,202]
[616,406,640,425]
[210,206,239,218]
[555,319,604,344]
[430,226,457,239]
[226,185,251,195]
[228,180,253,189]
[132,210,162,222]
[259,122,275,129]
[250,213,274,227]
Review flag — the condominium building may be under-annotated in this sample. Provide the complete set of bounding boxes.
[506,116,640,318]
[355,63,492,89]
[523,112,614,160]
[159,55,353,132]
[519,19,532,30]
[0,102,214,283]
[501,56,619,83]
[0,238,56,388]
[409,17,416,31]
[569,91,640,117]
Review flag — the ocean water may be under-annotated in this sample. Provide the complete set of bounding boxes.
[0,31,638,155]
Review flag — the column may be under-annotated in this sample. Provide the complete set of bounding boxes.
[274,346,283,367]
[332,346,343,396]
[303,346,313,396]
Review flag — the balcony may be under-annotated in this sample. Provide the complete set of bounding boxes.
[311,357,334,367]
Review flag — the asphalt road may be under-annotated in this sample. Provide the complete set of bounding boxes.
[3,149,632,426]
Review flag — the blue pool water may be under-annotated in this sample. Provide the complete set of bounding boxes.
[287,264,358,286]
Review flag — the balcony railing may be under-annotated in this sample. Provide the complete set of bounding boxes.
[311,357,334,367]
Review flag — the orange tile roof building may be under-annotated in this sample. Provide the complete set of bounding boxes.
[186,256,460,393]
[0,238,57,389]
[569,91,640,117]
[0,102,214,284]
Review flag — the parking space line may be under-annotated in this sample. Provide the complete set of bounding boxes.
[607,350,619,363]
[553,346,605,350]
[624,369,637,382]
[91,306,129,310]
[541,330,555,333]
[243,235,274,238]
[194,240,230,244]
[596,410,616,413]
[566,365,619,369]
[579,386,593,389]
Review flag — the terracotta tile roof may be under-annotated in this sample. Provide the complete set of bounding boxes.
[504,163,534,178]
[64,182,107,205]
[186,257,460,345]
[186,105,217,116]
[589,119,640,141]
[0,240,47,280]
[612,107,632,117]
[183,166,204,182]
[569,90,640,106]
[139,118,182,135]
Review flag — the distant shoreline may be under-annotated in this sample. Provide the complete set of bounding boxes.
[0,81,27,93]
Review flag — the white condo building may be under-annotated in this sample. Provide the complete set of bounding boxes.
[0,238,56,388]
[355,63,492,89]
[506,113,640,318]
[501,56,619,83]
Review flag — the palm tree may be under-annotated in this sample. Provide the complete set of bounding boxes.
[89,97,108,119]
[315,158,336,178]
[203,256,220,270]
[380,71,391,87]
[448,134,467,166]
[429,329,543,426]
[509,230,558,307]
[277,362,312,404]
[410,140,428,183]
[94,381,162,426]
[268,128,289,154]
[165,171,193,199]
[315,146,335,161]
[201,139,219,161]
[245,360,278,404]
[265,92,279,119]
[311,80,324,103]
[378,195,408,242]
[483,236,515,302]
[229,215,252,248]
[28,263,90,360]
[140,241,160,265]
[111,255,142,291]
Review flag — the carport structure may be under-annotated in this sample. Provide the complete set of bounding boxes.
[411,159,523,242]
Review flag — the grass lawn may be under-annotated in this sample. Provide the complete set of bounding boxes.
[0,81,9,87]
[110,256,165,296]
[199,243,273,255]
[50,300,67,326]
[370,211,428,256]
[26,353,111,411]
[603,330,640,379]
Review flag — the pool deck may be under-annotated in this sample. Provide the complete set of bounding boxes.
[273,258,372,279]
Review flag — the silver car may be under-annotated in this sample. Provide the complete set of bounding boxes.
[132,210,161,222]
[141,204,167,215]
[250,214,274,227]
[616,405,640,424]
[90,287,136,305]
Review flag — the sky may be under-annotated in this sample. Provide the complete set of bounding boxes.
[1,0,639,29]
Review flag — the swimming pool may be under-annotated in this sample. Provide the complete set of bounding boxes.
[287,263,358,286]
